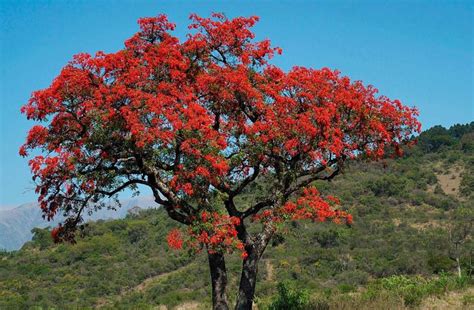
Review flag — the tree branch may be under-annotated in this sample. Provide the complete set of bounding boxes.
[230,165,260,197]
[95,179,150,197]
[242,198,275,219]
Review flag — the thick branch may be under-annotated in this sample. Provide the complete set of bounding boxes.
[147,173,193,225]
[230,165,260,197]
[284,157,343,198]
[242,198,275,219]
[224,197,240,217]
[95,179,150,197]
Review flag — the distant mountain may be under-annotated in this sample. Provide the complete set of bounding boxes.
[0,196,158,251]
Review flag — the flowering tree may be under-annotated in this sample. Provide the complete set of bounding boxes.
[20,13,420,309]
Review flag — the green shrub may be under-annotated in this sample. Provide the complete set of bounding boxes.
[334,270,370,286]
[427,254,453,274]
[307,298,330,310]
[366,175,410,198]
[462,294,474,306]
[269,281,310,310]
[365,274,469,307]
[337,283,356,293]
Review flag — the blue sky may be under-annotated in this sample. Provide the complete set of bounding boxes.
[0,0,472,207]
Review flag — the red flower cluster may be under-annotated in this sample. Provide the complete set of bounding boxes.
[51,226,63,243]
[253,187,352,225]
[183,211,246,257]
[167,228,183,250]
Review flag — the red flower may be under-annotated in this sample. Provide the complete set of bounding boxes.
[51,226,63,243]
[182,183,194,195]
[167,228,183,250]
[201,211,209,222]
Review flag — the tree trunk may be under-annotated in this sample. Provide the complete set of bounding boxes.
[235,248,259,310]
[208,251,229,310]
[235,223,275,310]
[456,257,462,278]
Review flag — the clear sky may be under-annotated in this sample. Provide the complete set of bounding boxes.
[0,0,472,207]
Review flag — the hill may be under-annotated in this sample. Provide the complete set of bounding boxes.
[0,123,473,309]
[0,196,157,251]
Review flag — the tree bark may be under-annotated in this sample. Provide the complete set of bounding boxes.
[456,257,462,278]
[208,251,229,310]
[235,247,259,310]
[235,223,275,310]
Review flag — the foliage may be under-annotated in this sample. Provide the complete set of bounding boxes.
[269,281,310,310]
[417,122,473,153]
[364,274,470,306]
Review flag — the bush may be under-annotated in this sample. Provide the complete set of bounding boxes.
[463,294,474,306]
[460,169,474,197]
[269,281,310,310]
[314,228,343,248]
[307,298,330,310]
[365,175,411,198]
[365,274,470,306]
[334,270,370,286]
[427,254,453,274]
[338,283,356,293]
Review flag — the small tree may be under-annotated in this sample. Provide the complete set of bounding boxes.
[20,13,420,309]
[448,206,473,278]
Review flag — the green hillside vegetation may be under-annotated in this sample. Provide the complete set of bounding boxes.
[1,123,473,309]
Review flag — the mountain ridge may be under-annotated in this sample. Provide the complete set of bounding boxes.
[0,196,158,251]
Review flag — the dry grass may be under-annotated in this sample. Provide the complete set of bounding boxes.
[95,264,196,308]
[173,301,202,310]
[434,165,464,198]
[410,220,445,231]
[419,287,474,310]
[131,265,191,293]
[265,259,275,282]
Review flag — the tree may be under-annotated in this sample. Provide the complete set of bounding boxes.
[30,227,54,250]
[447,205,473,278]
[417,125,455,153]
[20,13,420,309]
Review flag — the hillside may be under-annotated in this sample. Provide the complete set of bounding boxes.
[0,123,473,309]
[0,196,157,251]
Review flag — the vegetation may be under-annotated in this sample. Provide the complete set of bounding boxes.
[2,123,472,309]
